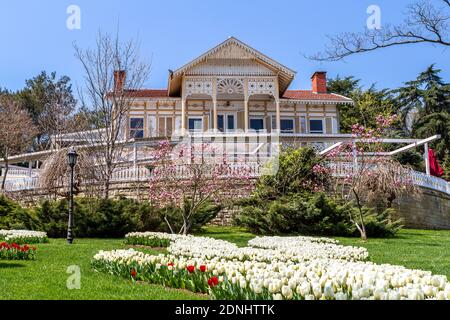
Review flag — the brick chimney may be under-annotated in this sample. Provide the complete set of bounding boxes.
[114,70,126,92]
[311,71,327,94]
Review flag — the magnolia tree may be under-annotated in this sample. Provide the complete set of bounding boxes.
[74,31,150,198]
[327,115,418,240]
[0,96,37,190]
[149,140,253,235]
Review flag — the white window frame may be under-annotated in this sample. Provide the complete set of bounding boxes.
[188,116,203,132]
[279,117,295,134]
[158,115,173,137]
[129,117,144,139]
[249,117,265,132]
[217,112,237,132]
[309,118,324,134]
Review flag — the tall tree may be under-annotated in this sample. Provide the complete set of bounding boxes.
[74,31,150,199]
[0,96,37,190]
[15,71,77,150]
[311,0,450,61]
[327,76,398,134]
[394,65,450,159]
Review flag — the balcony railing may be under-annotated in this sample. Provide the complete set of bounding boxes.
[1,161,449,195]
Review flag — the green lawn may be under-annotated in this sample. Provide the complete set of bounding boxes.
[0,238,204,300]
[1,227,450,299]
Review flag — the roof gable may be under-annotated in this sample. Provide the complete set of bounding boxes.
[168,37,296,96]
[172,37,295,77]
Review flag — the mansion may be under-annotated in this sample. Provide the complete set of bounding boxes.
[119,37,352,141]
[0,37,448,225]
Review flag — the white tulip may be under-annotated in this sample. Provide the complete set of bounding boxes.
[312,283,322,299]
[281,285,293,300]
[323,283,334,299]
[335,292,348,300]
[273,293,283,300]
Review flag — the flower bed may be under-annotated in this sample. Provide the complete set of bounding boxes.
[124,232,185,247]
[0,230,48,245]
[125,232,368,262]
[168,236,368,262]
[0,242,37,260]
[93,234,450,300]
[92,248,450,300]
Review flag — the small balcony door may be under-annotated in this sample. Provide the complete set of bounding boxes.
[217,113,236,132]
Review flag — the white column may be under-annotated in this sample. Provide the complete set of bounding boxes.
[244,99,249,132]
[181,98,186,135]
[275,98,280,133]
[213,98,218,131]
[133,143,137,172]
[244,78,249,132]
[424,143,430,176]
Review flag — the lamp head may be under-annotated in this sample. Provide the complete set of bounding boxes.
[67,147,78,167]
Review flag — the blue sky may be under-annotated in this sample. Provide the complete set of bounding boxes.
[0,0,448,94]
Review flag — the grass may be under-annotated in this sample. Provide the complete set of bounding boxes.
[1,227,450,299]
[0,238,204,300]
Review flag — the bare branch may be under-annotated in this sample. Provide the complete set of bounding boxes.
[310,0,450,61]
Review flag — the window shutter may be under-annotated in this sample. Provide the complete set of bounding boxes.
[158,117,166,137]
[332,117,338,134]
[148,116,156,137]
[237,111,245,131]
[166,117,173,136]
[265,116,272,133]
[300,116,307,133]
[325,117,332,134]
[203,115,209,132]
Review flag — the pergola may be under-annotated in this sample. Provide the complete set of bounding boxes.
[319,134,441,176]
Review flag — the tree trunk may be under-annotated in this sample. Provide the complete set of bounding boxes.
[352,188,367,240]
[1,158,8,190]
[103,181,110,199]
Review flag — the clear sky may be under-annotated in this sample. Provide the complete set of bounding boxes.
[0,0,448,94]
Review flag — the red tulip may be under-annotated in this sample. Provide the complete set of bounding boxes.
[199,265,207,272]
[186,265,195,273]
[208,276,219,287]
[130,268,137,278]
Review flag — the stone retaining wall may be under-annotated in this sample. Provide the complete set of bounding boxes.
[4,179,449,230]
[393,188,450,230]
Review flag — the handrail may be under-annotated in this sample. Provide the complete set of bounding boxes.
[327,162,450,195]
[1,162,449,195]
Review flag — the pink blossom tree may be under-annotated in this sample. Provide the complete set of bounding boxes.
[328,114,418,240]
[149,140,253,235]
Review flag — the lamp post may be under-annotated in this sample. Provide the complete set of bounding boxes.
[67,147,78,244]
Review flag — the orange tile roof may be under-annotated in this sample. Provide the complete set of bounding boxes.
[282,90,351,101]
[123,89,168,97]
[122,89,352,102]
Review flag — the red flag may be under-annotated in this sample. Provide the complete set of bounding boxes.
[428,148,444,177]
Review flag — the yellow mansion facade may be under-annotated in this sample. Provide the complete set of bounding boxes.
[117,37,353,140]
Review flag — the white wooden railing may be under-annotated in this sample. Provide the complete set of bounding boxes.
[1,162,449,195]
[0,166,39,178]
[327,162,450,195]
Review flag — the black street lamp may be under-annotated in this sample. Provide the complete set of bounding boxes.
[67,147,78,244]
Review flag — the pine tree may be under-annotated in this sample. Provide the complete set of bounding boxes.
[441,151,450,182]
[395,65,450,160]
